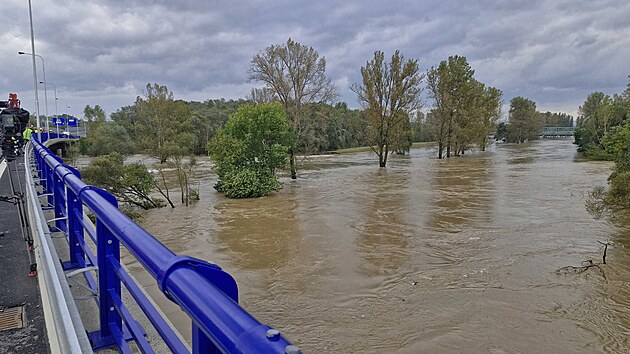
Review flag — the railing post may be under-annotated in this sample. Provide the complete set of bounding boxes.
[182,261,238,353]
[88,187,124,350]
[52,166,67,233]
[45,158,54,206]
[192,323,216,353]
[33,145,44,186]
[63,166,85,270]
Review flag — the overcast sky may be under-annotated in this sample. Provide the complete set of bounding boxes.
[1,0,629,119]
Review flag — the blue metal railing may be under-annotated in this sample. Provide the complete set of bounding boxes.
[34,131,77,142]
[31,139,298,354]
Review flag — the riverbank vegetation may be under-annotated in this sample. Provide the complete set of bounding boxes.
[76,37,622,202]
[581,77,630,219]
[81,153,167,210]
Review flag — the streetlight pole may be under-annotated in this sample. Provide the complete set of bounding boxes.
[40,81,58,135]
[60,99,70,134]
[61,99,69,114]
[27,0,41,140]
[62,101,77,137]
[19,51,50,134]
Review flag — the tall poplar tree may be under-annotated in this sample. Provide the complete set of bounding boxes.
[427,55,501,158]
[134,83,192,163]
[351,50,424,167]
[249,38,338,179]
[479,86,503,151]
[427,56,474,158]
[507,96,544,143]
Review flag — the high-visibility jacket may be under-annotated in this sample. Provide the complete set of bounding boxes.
[23,128,33,140]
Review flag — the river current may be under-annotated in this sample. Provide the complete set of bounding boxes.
[122,139,629,353]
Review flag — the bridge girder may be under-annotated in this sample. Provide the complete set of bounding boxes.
[541,126,575,136]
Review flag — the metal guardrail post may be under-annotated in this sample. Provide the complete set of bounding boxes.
[52,165,67,233]
[46,162,53,206]
[88,187,126,350]
[33,142,43,183]
[32,137,49,195]
[193,323,213,353]
[64,165,86,270]
[45,155,56,207]
[24,144,93,354]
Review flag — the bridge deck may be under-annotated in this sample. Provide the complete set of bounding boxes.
[541,126,575,136]
[0,158,49,353]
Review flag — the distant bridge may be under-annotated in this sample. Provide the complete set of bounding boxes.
[46,137,77,156]
[541,126,575,137]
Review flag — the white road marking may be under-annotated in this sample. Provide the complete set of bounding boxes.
[0,158,7,179]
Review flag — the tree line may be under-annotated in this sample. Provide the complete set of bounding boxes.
[78,38,580,203]
[578,77,630,219]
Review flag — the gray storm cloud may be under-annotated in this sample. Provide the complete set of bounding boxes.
[1,0,628,116]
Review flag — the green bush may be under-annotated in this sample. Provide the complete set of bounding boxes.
[584,143,613,160]
[217,168,281,199]
[587,120,630,220]
[607,171,630,210]
[81,153,163,209]
[208,103,290,198]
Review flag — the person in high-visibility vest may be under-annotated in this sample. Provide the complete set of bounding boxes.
[23,125,33,141]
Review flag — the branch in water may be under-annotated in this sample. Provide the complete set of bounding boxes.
[556,241,612,279]
[597,241,610,264]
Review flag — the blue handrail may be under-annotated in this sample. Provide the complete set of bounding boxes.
[31,139,298,354]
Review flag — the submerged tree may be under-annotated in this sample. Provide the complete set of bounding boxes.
[478,86,503,151]
[574,92,612,156]
[351,50,424,167]
[134,83,192,163]
[249,38,338,178]
[162,131,198,206]
[81,153,165,210]
[427,55,502,158]
[579,76,630,221]
[207,103,292,198]
[506,96,544,143]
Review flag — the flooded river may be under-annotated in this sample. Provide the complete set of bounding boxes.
[123,139,629,353]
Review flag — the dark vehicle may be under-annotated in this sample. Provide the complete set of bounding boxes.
[0,93,30,161]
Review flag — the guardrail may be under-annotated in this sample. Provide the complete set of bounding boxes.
[34,131,77,142]
[24,143,93,353]
[30,138,299,353]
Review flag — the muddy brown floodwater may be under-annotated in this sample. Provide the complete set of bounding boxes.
[122,139,630,353]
